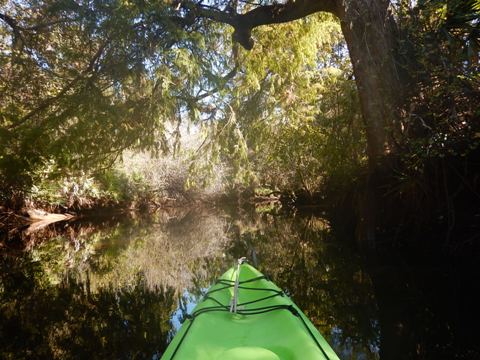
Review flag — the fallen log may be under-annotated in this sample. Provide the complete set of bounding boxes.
[27,209,75,222]
[24,209,75,234]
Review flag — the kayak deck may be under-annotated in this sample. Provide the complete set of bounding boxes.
[161,263,339,360]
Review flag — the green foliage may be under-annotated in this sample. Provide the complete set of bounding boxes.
[24,150,216,207]
[181,14,366,193]
[0,0,366,200]
[217,14,365,191]
[0,0,227,194]
[396,0,480,163]
[30,172,103,207]
[96,169,134,203]
[2,0,478,204]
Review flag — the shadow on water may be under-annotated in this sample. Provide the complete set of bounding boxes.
[1,207,479,359]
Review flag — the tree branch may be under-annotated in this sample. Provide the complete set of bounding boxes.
[0,12,25,50]
[9,40,110,129]
[0,13,18,30]
[1,12,80,32]
[182,0,338,49]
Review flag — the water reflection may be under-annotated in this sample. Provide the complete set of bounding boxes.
[1,208,380,359]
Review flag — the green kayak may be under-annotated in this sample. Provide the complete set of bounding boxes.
[161,260,340,360]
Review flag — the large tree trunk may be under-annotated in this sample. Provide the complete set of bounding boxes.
[337,0,403,165]
[336,0,405,246]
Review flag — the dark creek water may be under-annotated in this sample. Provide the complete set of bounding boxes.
[1,207,479,359]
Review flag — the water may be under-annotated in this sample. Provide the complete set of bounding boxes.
[0,207,478,359]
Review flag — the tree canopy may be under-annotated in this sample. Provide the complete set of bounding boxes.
[0,0,479,200]
[0,0,363,195]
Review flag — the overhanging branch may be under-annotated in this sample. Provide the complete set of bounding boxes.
[0,12,25,49]
[0,13,16,28]
[181,0,338,49]
[9,40,110,129]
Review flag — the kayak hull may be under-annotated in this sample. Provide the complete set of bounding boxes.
[161,263,339,360]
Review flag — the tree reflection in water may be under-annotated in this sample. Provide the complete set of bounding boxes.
[224,214,380,359]
[0,209,380,359]
[0,255,175,359]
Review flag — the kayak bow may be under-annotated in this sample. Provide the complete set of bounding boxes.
[161,261,340,360]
